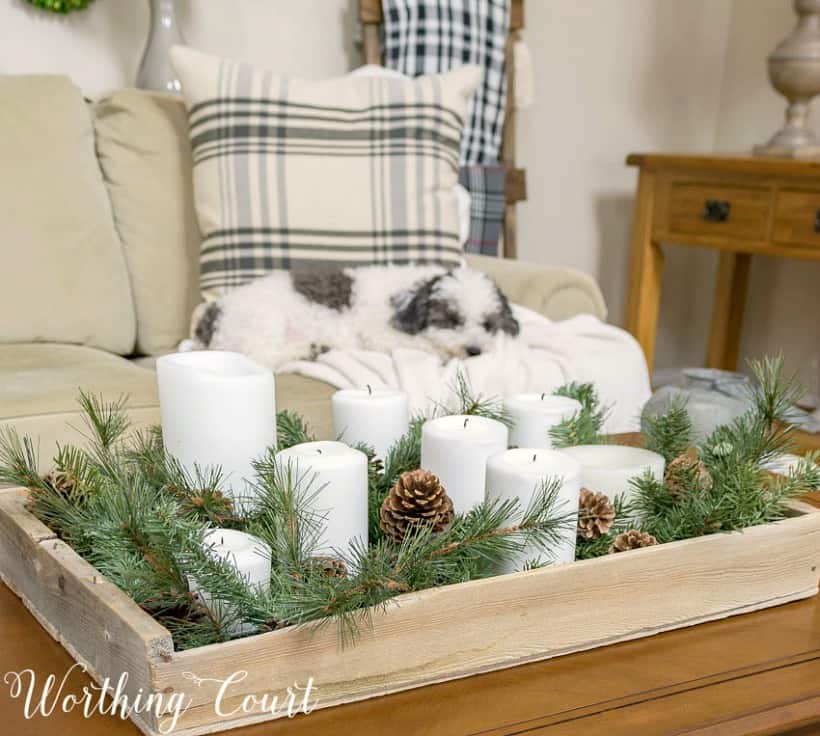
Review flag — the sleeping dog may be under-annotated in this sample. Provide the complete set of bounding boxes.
[185,265,521,369]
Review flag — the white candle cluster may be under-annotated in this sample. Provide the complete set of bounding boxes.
[328,384,666,572]
[155,352,664,588]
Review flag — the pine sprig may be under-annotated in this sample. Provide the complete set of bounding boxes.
[0,427,42,489]
[548,382,609,447]
[445,371,511,426]
[631,357,817,544]
[276,410,315,450]
[272,488,570,643]
[641,396,693,463]
[247,455,325,576]
[76,391,131,450]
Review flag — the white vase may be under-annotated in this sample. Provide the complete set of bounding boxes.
[137,0,185,93]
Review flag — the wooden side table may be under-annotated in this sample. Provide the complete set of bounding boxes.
[625,153,820,373]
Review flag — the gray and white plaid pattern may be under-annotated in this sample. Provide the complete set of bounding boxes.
[172,47,478,297]
[383,0,509,165]
[458,165,506,256]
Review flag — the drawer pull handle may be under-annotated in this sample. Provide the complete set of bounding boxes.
[703,199,730,222]
[814,210,820,233]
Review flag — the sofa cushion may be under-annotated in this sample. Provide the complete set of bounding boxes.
[0,76,136,354]
[170,45,479,297]
[0,344,336,471]
[94,90,202,356]
[0,344,159,471]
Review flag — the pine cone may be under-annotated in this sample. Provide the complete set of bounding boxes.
[43,469,77,498]
[380,469,454,544]
[608,529,658,554]
[312,556,348,578]
[664,449,712,503]
[577,488,615,540]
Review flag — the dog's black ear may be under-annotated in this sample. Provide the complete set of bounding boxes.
[194,301,222,346]
[494,285,520,336]
[389,275,441,335]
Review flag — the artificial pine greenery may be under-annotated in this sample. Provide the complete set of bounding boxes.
[640,397,693,463]
[0,387,568,651]
[572,356,819,558]
[2,358,817,649]
[444,371,512,425]
[276,410,315,450]
[631,356,820,543]
[548,381,609,448]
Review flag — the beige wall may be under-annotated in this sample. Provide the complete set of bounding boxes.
[515,0,734,382]
[1,0,816,389]
[713,0,820,394]
[0,0,358,91]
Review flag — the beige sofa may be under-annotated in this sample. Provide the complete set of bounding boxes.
[0,76,606,465]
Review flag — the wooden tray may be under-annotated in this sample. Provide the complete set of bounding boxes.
[1,486,818,736]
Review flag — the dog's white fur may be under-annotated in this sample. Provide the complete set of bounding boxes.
[184,265,518,370]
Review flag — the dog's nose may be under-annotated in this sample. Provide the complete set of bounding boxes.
[465,345,482,357]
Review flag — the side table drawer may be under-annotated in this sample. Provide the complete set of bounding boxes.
[666,182,771,241]
[772,189,820,249]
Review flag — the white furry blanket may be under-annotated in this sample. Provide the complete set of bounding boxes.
[281,306,651,433]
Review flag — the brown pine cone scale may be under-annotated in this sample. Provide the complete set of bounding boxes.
[608,528,658,554]
[380,469,454,544]
[312,556,348,578]
[664,449,713,504]
[577,488,615,540]
[43,469,77,498]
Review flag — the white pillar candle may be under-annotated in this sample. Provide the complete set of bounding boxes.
[504,393,582,449]
[198,528,272,635]
[157,351,276,508]
[558,444,665,503]
[275,441,368,558]
[420,415,509,513]
[332,387,409,459]
[486,449,582,571]
[202,528,272,589]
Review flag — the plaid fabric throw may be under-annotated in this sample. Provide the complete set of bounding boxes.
[382,0,510,165]
[458,165,506,255]
[171,46,480,297]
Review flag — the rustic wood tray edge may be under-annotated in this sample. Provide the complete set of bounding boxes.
[1,486,819,736]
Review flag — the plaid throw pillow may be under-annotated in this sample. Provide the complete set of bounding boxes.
[383,0,510,165]
[170,46,480,297]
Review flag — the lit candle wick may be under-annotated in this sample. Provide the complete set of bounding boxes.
[463,417,469,428]
[366,384,372,396]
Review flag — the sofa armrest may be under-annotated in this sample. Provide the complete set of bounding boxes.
[465,254,607,322]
